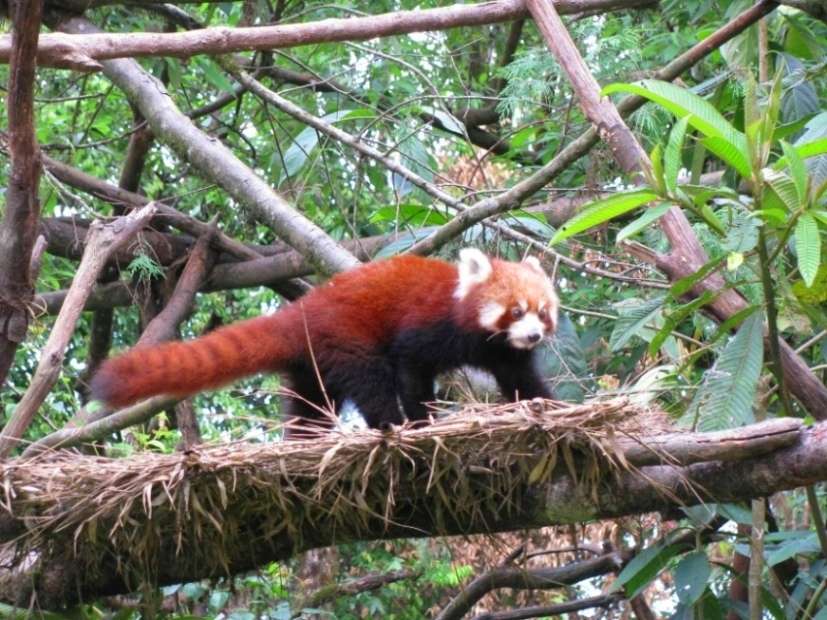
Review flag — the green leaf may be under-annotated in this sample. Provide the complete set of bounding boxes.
[648,142,665,194]
[766,532,820,566]
[795,213,821,287]
[535,314,592,403]
[674,551,711,606]
[665,116,690,194]
[609,296,665,352]
[722,208,759,253]
[701,135,752,178]
[689,311,763,431]
[612,543,682,598]
[199,58,236,94]
[603,79,747,154]
[763,169,801,212]
[649,292,714,356]
[669,257,724,298]
[616,202,671,242]
[279,109,359,184]
[550,190,658,244]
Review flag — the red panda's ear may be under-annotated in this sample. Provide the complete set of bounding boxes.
[522,256,545,276]
[456,248,492,299]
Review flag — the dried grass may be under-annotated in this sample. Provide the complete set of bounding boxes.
[0,398,669,587]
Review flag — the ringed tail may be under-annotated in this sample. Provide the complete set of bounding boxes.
[90,312,300,408]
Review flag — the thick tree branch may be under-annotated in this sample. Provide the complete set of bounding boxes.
[0,1,42,385]
[0,204,157,458]
[1,417,825,606]
[13,0,656,70]
[53,16,358,276]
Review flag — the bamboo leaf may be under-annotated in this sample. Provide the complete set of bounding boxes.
[795,213,821,287]
[550,190,658,244]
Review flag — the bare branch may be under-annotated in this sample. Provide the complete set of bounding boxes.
[54,16,358,276]
[0,204,157,458]
[0,1,42,384]
[436,556,621,620]
[12,0,656,70]
[470,594,621,620]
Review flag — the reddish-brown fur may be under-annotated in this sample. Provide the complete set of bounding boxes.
[93,256,461,408]
[91,253,557,426]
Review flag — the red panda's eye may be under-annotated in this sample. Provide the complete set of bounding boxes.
[511,307,524,319]
[538,309,547,321]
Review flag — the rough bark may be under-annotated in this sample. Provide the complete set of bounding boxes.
[1,420,825,606]
[53,16,358,276]
[0,0,42,385]
[14,0,656,70]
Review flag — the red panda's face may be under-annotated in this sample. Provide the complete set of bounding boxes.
[455,249,558,350]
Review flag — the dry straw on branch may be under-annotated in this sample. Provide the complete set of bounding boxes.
[0,399,667,588]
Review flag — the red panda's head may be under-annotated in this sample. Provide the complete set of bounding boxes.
[454,248,559,350]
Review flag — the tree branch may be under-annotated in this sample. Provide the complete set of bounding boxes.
[2,415,825,607]
[470,594,621,620]
[53,15,358,276]
[406,0,778,256]
[12,0,656,70]
[436,556,621,620]
[0,204,157,458]
[0,0,42,385]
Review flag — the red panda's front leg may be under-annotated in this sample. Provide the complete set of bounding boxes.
[490,357,553,402]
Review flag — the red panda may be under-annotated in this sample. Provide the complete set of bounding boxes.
[91,248,559,430]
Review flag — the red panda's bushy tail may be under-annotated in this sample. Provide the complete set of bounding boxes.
[90,312,301,409]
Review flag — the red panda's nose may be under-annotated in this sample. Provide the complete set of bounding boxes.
[528,333,541,343]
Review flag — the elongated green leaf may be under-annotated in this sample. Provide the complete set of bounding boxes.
[648,292,714,356]
[670,257,724,298]
[550,190,658,244]
[611,543,682,598]
[701,136,752,178]
[763,169,801,212]
[603,80,747,153]
[665,116,690,194]
[691,312,763,431]
[279,109,359,183]
[674,551,711,606]
[609,296,665,352]
[795,213,821,287]
[781,140,808,204]
[649,142,665,194]
[616,202,671,242]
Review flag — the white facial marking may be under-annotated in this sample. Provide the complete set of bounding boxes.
[455,248,493,300]
[508,312,546,349]
[478,301,506,329]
